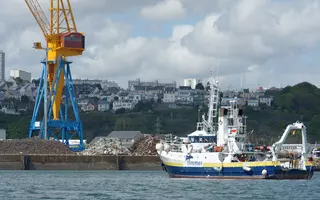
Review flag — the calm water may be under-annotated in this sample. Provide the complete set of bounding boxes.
[0,170,319,200]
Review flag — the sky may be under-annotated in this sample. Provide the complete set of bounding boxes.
[1,0,320,89]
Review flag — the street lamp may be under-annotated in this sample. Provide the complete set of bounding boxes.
[33,42,49,140]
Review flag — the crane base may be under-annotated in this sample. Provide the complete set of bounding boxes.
[28,57,85,151]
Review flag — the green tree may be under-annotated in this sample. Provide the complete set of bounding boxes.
[196,83,205,90]
[21,95,30,104]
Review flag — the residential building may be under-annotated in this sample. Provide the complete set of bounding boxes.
[259,96,273,107]
[191,89,206,106]
[97,100,109,111]
[9,69,32,82]
[77,98,90,107]
[128,78,176,89]
[163,88,176,103]
[221,97,246,107]
[175,86,193,105]
[80,103,96,112]
[112,100,134,111]
[184,78,201,89]
[73,79,102,85]
[248,98,259,107]
[0,50,5,81]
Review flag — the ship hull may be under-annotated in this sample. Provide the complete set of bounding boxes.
[162,162,314,180]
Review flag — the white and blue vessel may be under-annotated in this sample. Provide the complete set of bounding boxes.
[156,76,314,179]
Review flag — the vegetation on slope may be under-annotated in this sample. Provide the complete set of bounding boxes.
[1,81,320,144]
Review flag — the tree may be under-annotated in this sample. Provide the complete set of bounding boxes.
[114,108,125,114]
[195,83,205,90]
[14,77,24,85]
[94,84,102,90]
[21,95,30,104]
[32,79,40,86]
[205,82,210,92]
[157,97,162,104]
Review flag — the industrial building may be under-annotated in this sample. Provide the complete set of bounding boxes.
[0,50,5,82]
[9,69,32,82]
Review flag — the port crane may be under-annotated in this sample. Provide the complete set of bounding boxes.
[25,0,85,151]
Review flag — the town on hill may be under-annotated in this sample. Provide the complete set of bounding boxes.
[0,77,319,145]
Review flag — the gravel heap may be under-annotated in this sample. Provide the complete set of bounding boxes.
[0,137,75,155]
[81,138,130,155]
[129,135,164,156]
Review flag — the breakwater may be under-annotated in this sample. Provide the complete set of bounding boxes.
[0,155,162,170]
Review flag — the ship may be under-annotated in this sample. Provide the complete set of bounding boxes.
[156,76,314,179]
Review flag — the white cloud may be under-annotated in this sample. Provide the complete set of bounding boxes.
[140,0,186,21]
[1,0,320,89]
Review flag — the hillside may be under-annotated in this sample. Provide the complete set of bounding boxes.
[1,81,320,144]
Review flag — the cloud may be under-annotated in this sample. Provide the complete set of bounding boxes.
[1,0,320,89]
[140,0,186,21]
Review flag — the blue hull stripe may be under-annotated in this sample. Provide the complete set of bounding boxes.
[164,165,314,179]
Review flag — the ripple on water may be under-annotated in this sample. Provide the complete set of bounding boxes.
[0,171,319,200]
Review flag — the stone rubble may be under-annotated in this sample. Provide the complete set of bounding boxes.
[81,134,165,156]
[81,137,130,155]
[0,137,75,155]
[129,135,164,156]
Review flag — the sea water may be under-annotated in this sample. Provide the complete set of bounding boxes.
[0,170,319,200]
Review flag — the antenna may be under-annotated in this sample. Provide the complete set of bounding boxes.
[216,58,220,81]
[241,74,243,91]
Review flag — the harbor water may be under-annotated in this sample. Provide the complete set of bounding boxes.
[0,170,319,200]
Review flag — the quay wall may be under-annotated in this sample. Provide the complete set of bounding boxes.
[0,155,162,170]
[0,155,318,171]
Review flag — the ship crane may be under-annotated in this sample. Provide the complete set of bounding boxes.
[25,0,85,151]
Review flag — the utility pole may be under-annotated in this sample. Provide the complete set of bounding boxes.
[155,117,162,134]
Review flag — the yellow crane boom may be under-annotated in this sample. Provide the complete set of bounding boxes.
[25,0,85,120]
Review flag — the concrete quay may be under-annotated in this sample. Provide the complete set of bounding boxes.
[0,154,318,171]
[0,154,162,170]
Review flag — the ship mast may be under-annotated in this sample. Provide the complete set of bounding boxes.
[207,72,219,133]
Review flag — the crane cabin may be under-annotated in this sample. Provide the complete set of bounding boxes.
[61,32,85,53]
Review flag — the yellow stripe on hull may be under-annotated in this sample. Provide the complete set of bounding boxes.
[163,161,314,168]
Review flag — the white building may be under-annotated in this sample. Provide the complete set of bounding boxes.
[259,96,273,107]
[184,78,201,89]
[113,100,134,111]
[163,88,176,103]
[0,51,5,81]
[9,69,32,82]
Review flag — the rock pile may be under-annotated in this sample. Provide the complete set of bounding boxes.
[81,135,165,156]
[129,135,164,156]
[0,137,75,155]
[81,138,130,155]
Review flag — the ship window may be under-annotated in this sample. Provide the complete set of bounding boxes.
[189,137,195,142]
[194,136,199,142]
